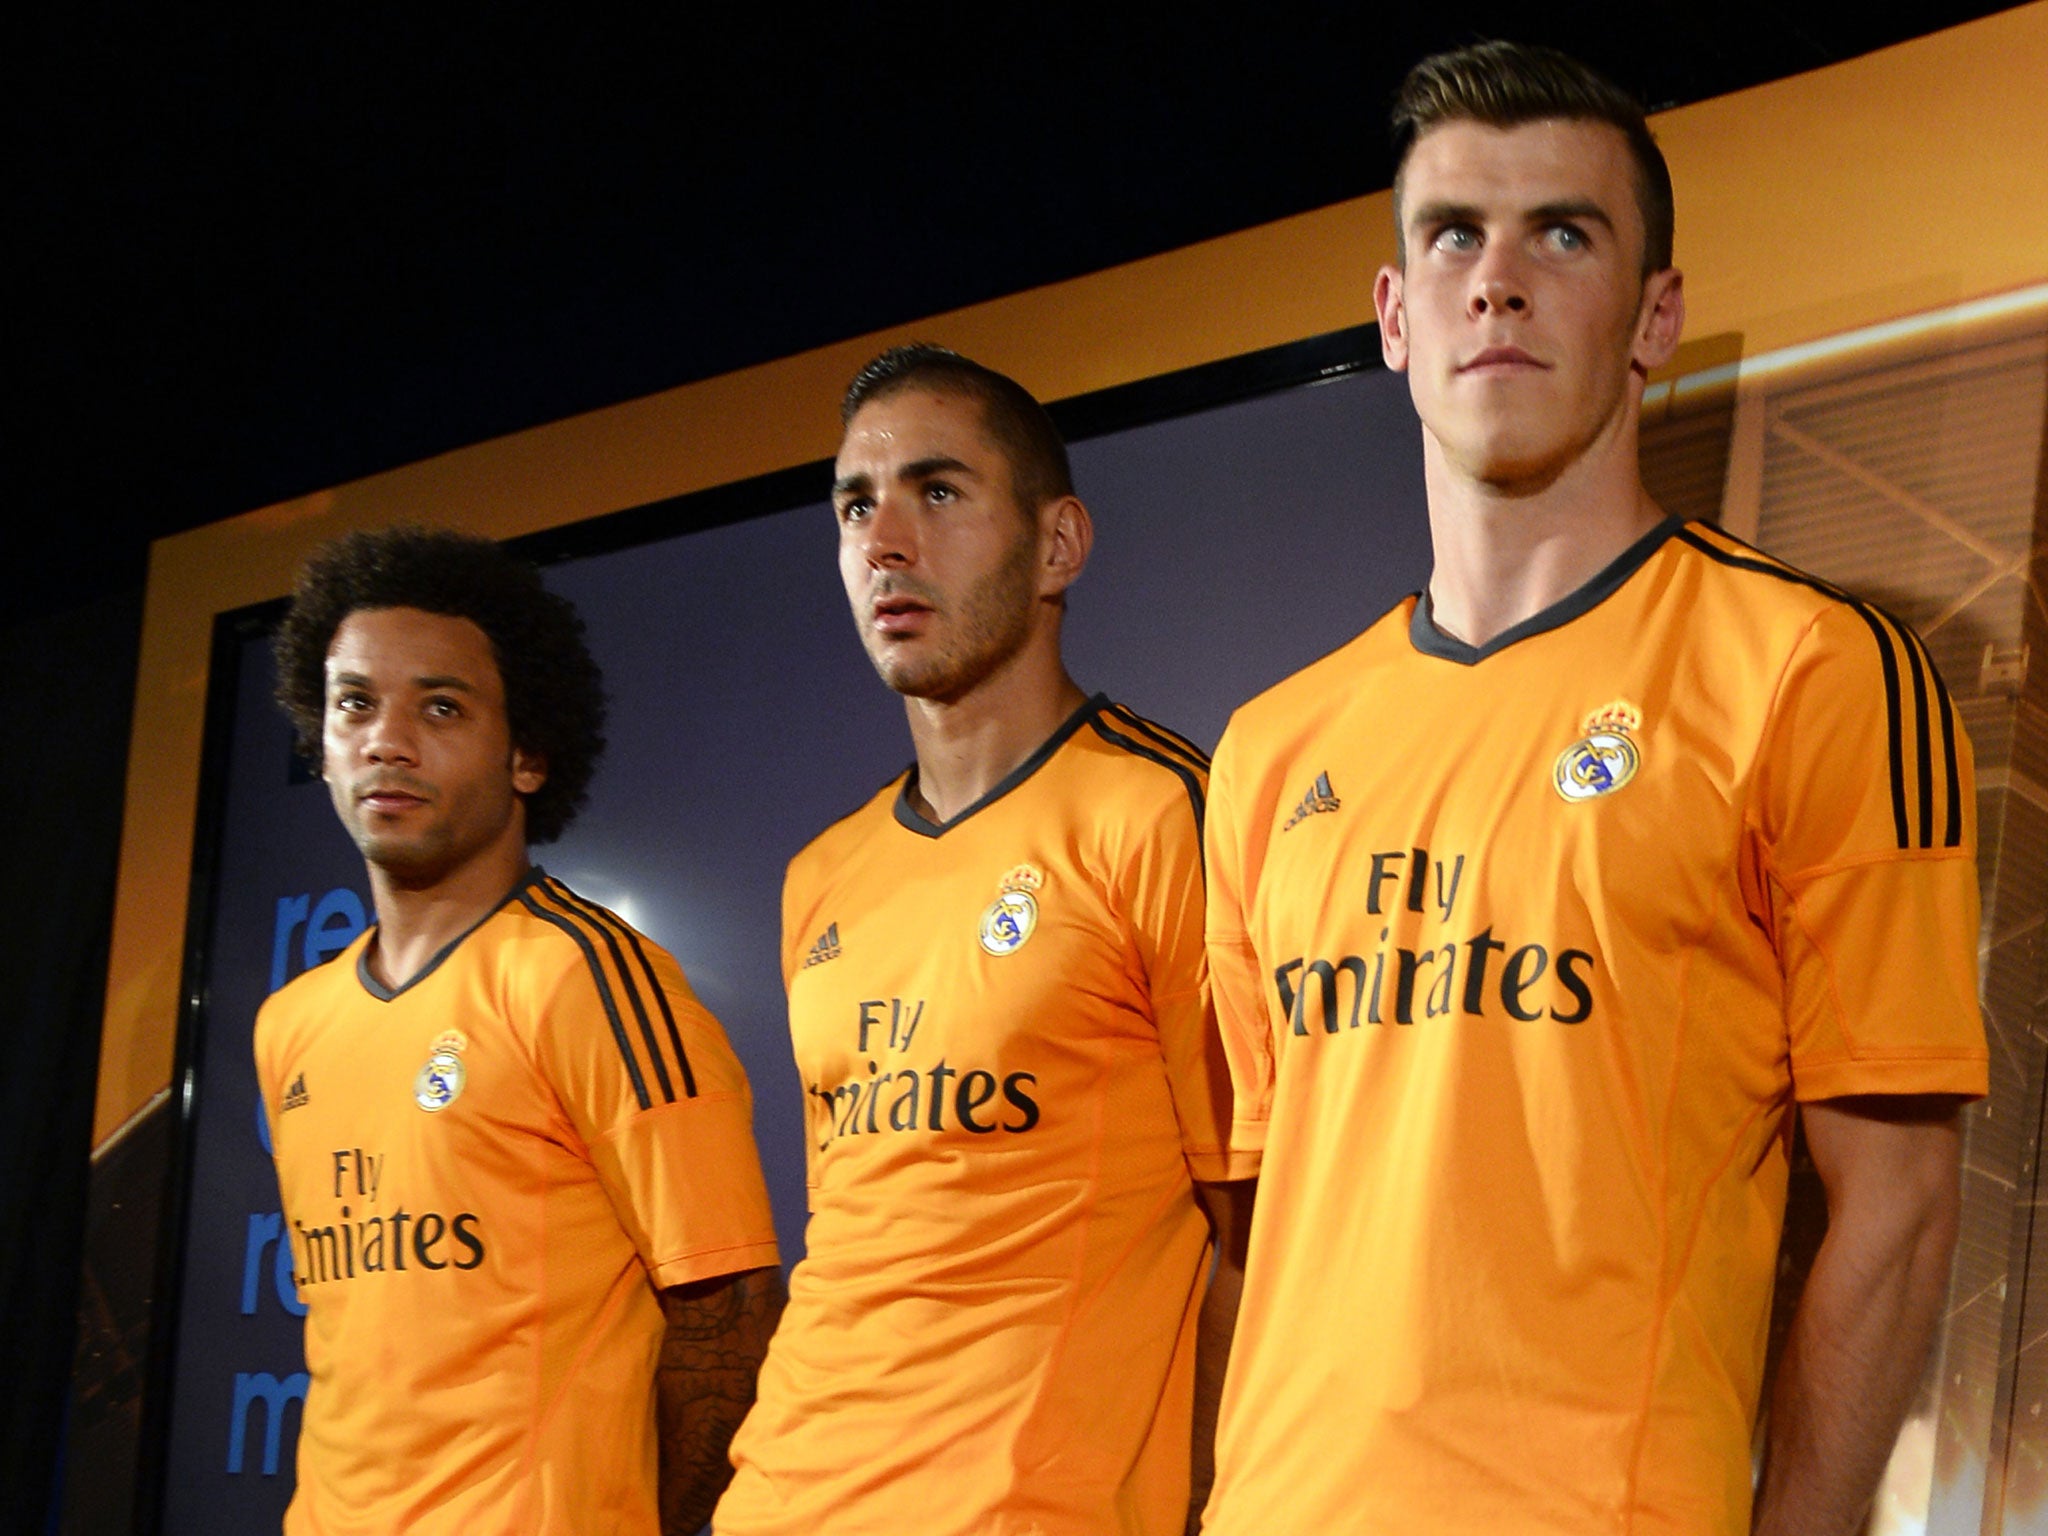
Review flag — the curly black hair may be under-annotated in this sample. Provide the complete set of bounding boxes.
[272,525,606,845]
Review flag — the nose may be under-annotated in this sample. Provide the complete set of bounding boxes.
[856,490,917,571]
[1468,249,1530,319]
[361,709,419,766]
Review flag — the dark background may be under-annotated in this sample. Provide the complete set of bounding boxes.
[5,6,2018,1528]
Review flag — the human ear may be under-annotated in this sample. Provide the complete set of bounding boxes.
[511,747,548,796]
[1374,265,1410,372]
[1632,266,1685,375]
[1040,496,1094,598]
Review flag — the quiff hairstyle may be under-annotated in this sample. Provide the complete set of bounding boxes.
[273,525,607,846]
[841,343,1076,518]
[1390,40,1674,275]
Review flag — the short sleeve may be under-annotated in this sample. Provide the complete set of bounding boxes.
[1122,767,1260,1184]
[532,918,780,1288]
[1202,717,1277,1161]
[1751,603,1987,1101]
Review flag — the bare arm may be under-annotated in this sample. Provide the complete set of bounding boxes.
[1752,1095,1963,1536]
[656,1264,788,1536]
[1188,1178,1256,1535]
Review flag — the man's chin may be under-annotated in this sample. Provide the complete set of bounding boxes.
[867,632,1022,706]
[353,833,453,888]
[1464,442,1576,498]
[867,646,957,702]
[882,669,959,702]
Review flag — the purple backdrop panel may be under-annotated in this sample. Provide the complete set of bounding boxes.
[157,359,1427,1531]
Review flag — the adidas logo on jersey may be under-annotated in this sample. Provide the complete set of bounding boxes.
[803,923,842,969]
[1282,772,1341,830]
[281,1072,310,1113]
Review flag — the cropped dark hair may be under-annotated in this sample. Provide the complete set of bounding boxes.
[273,525,606,845]
[1391,40,1673,275]
[841,343,1075,517]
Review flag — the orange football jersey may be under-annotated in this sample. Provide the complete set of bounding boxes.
[717,696,1256,1536]
[1202,521,1986,1536]
[254,869,779,1535]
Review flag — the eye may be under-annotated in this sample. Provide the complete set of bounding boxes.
[1542,223,1591,253]
[424,695,463,720]
[1430,224,1480,255]
[835,495,872,525]
[332,689,372,713]
[924,482,957,506]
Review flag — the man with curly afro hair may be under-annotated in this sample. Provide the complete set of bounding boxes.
[271,524,606,848]
[256,525,784,1536]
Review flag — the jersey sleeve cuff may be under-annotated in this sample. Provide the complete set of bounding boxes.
[648,1238,783,1290]
[1186,1147,1262,1182]
[1792,1051,1989,1102]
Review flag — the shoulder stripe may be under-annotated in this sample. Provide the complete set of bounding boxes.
[1087,713,1207,859]
[1935,641,1963,848]
[516,891,653,1111]
[545,879,697,1097]
[530,883,679,1104]
[1861,608,1913,850]
[1898,620,1964,848]
[1674,526,1961,850]
[1894,621,1937,848]
[1103,702,1211,770]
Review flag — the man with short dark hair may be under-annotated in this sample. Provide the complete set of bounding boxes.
[1200,43,1985,1536]
[716,346,1257,1536]
[258,525,783,1535]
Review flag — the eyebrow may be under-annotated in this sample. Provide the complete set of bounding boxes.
[832,454,980,497]
[1406,199,1483,231]
[1406,198,1616,233]
[1527,199,1615,232]
[326,671,477,692]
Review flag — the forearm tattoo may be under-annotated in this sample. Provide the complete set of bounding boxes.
[656,1265,788,1536]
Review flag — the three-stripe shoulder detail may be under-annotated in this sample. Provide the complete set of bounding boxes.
[517,877,698,1111]
[1676,525,1963,850]
[1087,704,1209,845]
[1102,702,1211,771]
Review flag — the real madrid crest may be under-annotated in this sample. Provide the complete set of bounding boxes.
[978,863,1044,957]
[1554,699,1644,803]
[414,1029,469,1113]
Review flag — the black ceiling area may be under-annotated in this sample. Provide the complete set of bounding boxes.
[13,5,2019,621]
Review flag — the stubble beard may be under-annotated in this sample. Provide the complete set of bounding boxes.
[866,532,1040,704]
[335,786,519,893]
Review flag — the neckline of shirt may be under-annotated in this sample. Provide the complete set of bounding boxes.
[1410,515,1687,666]
[893,693,1108,840]
[354,865,546,1002]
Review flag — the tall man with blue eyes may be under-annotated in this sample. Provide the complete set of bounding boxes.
[1199,42,1986,1536]
[715,345,1258,1536]
[256,526,783,1535]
